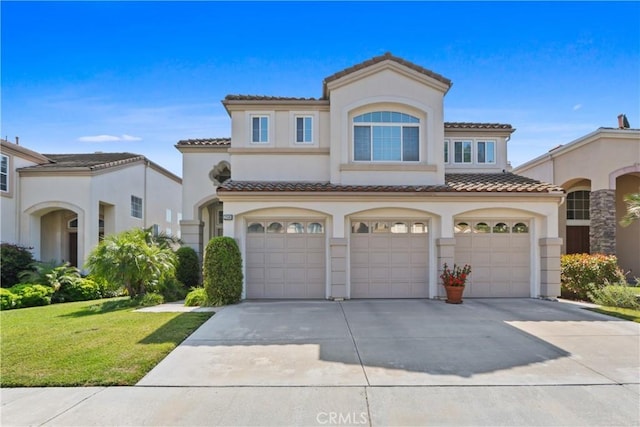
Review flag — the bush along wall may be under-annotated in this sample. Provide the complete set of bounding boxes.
[561,253,627,301]
[175,246,201,288]
[203,237,243,306]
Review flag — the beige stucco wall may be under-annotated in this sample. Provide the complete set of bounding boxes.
[19,161,181,266]
[327,67,447,186]
[516,129,640,191]
[616,174,640,277]
[0,149,41,244]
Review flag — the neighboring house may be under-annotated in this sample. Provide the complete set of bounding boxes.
[177,53,564,300]
[1,139,182,268]
[514,122,640,279]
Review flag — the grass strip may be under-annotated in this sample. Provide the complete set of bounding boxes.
[585,306,640,323]
[1,297,213,387]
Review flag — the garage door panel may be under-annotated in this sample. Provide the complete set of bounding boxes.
[307,252,325,265]
[247,237,265,250]
[370,252,390,264]
[455,219,530,298]
[350,219,430,298]
[286,252,305,265]
[246,219,326,299]
[266,238,285,250]
[267,252,284,264]
[391,267,411,281]
[371,237,390,249]
[391,251,411,264]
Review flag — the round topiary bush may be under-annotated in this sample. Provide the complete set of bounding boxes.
[203,237,243,306]
[175,246,200,288]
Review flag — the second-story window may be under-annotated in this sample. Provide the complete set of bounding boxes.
[453,141,472,164]
[477,141,496,164]
[1,155,8,192]
[295,116,313,143]
[251,116,269,143]
[353,111,420,162]
[131,195,143,219]
[444,140,449,163]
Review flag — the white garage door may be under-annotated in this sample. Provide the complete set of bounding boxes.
[246,220,326,299]
[454,220,531,297]
[351,220,429,298]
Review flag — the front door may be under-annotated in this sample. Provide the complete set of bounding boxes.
[68,232,78,267]
[566,226,590,254]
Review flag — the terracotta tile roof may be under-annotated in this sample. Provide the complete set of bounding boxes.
[28,153,144,170]
[323,52,452,87]
[218,173,563,194]
[177,138,231,146]
[445,122,513,130]
[224,95,321,101]
[445,173,563,192]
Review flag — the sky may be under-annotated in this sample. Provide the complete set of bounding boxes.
[1,1,639,177]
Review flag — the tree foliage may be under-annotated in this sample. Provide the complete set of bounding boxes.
[1,243,35,288]
[175,246,200,288]
[203,237,243,306]
[620,193,640,227]
[86,228,176,297]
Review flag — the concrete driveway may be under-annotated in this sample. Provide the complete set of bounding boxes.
[138,299,639,388]
[3,299,639,426]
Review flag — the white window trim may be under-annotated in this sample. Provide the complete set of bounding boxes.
[0,154,9,193]
[289,111,319,146]
[476,140,496,164]
[566,187,591,225]
[131,195,143,219]
[443,140,449,164]
[247,111,274,145]
[453,140,473,164]
[351,114,421,163]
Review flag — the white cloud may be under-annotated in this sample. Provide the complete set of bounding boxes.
[573,104,583,111]
[77,134,142,142]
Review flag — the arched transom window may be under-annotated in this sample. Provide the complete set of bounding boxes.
[353,111,420,162]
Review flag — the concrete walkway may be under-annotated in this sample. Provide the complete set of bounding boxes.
[2,299,639,426]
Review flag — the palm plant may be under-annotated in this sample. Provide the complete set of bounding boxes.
[86,228,176,297]
[620,193,640,227]
[19,261,81,291]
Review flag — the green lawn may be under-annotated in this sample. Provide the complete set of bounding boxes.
[586,306,640,323]
[0,297,213,387]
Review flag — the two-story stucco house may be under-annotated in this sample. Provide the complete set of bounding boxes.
[177,53,564,300]
[515,121,640,279]
[1,139,182,268]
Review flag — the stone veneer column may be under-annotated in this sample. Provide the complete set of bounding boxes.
[436,238,456,299]
[590,189,616,255]
[329,238,348,299]
[539,238,562,298]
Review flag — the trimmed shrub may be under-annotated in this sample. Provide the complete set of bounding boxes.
[589,285,640,309]
[9,284,54,308]
[157,276,187,302]
[1,243,35,288]
[53,278,102,303]
[184,287,208,307]
[1,288,19,310]
[175,246,200,288]
[132,292,164,307]
[561,254,627,301]
[203,237,243,306]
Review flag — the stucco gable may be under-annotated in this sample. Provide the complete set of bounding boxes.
[322,52,452,98]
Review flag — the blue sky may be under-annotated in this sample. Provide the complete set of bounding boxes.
[2,1,639,177]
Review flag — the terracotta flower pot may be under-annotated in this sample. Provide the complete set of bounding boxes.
[445,285,465,304]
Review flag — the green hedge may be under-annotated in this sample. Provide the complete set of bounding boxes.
[175,246,200,288]
[203,237,243,306]
[184,288,208,307]
[561,253,627,301]
[1,243,35,288]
